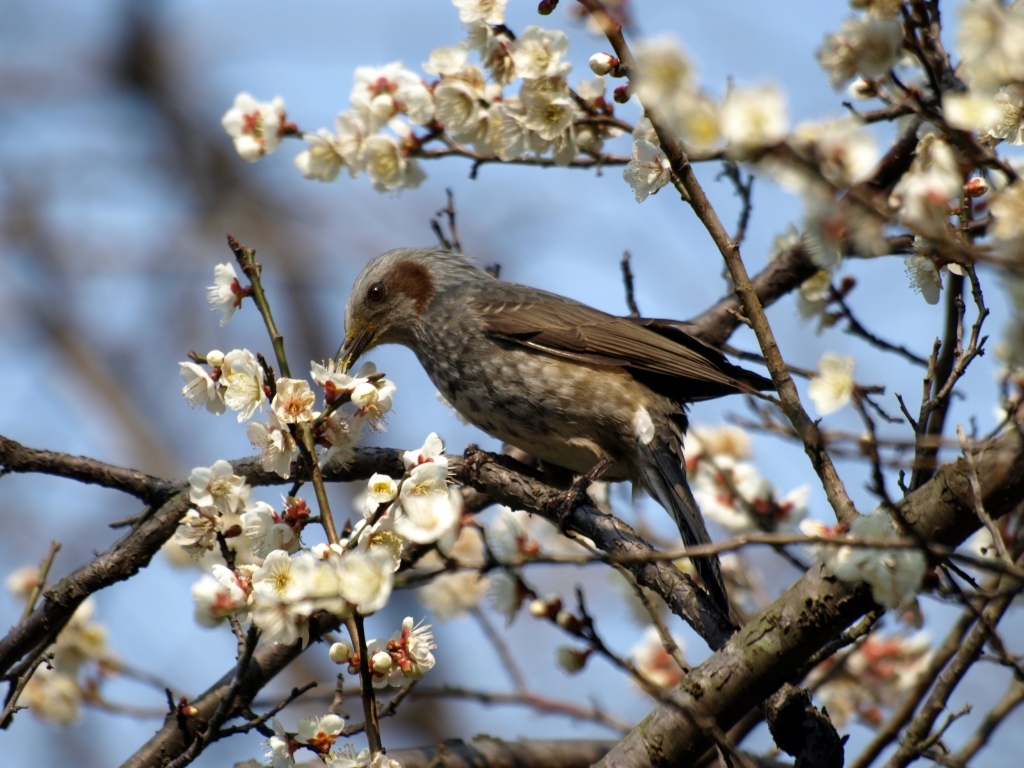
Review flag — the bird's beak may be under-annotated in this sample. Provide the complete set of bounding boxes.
[337,322,375,373]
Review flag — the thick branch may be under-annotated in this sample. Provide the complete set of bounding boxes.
[595,426,1024,767]
[0,434,179,504]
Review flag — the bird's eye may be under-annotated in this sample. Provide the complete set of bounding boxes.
[367,282,386,304]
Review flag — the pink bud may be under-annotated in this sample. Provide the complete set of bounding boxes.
[964,177,988,198]
[537,0,558,14]
[613,85,631,104]
[589,52,619,76]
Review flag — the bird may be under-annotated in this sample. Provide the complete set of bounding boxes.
[338,248,773,614]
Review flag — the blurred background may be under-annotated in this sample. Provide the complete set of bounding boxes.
[1,0,1021,765]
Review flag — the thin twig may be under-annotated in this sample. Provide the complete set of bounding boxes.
[621,251,640,317]
[21,541,60,622]
[0,652,53,729]
[347,615,382,755]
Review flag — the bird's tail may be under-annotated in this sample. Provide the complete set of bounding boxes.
[637,435,730,614]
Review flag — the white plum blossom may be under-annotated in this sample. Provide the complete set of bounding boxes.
[488,507,539,563]
[394,462,462,544]
[222,348,267,421]
[990,181,1024,245]
[294,112,368,182]
[366,473,399,507]
[264,719,298,768]
[334,549,394,614]
[247,412,299,479]
[179,362,226,414]
[816,16,904,90]
[242,501,302,559]
[808,352,855,416]
[221,93,287,162]
[362,134,426,192]
[173,508,220,556]
[720,84,789,154]
[624,139,672,203]
[510,27,570,80]
[351,62,433,130]
[990,85,1024,144]
[825,509,927,611]
[888,135,962,236]
[417,570,490,621]
[20,666,83,724]
[520,76,576,142]
[297,713,345,756]
[423,44,469,76]
[272,378,316,424]
[349,373,396,430]
[403,432,447,469]
[321,411,361,468]
[631,625,687,688]
[385,617,437,685]
[189,460,251,514]
[488,568,525,625]
[943,92,1002,134]
[791,119,879,188]
[452,0,507,26]
[633,36,695,106]
[486,99,532,160]
[904,254,943,304]
[192,565,250,628]
[207,263,245,325]
[251,550,318,647]
[693,455,809,534]
[957,0,1024,92]
[433,66,493,145]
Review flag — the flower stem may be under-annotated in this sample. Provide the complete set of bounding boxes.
[226,234,291,379]
[347,614,382,755]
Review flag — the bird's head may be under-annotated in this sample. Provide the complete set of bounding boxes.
[337,247,491,371]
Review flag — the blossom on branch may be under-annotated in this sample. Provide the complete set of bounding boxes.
[247,412,299,479]
[222,348,268,422]
[351,62,433,130]
[221,93,287,162]
[207,262,246,325]
[294,112,368,182]
[179,361,226,414]
[623,139,671,202]
[188,459,251,514]
[720,84,789,155]
[509,26,570,80]
[816,16,903,90]
[192,565,250,627]
[808,352,855,416]
[271,378,316,424]
[452,0,507,26]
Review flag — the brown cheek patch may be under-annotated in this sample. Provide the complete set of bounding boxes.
[388,260,436,314]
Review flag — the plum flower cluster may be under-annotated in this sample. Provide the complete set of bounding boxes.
[685,425,809,535]
[4,569,117,724]
[222,0,624,193]
[807,632,932,728]
[802,509,928,617]
[329,616,437,689]
[264,713,401,767]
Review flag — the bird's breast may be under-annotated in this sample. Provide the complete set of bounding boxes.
[416,329,669,479]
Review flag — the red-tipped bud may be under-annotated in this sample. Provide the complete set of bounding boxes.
[538,0,558,14]
[589,52,620,76]
[613,84,631,104]
[964,177,989,198]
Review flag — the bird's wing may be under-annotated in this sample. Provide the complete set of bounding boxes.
[470,284,770,399]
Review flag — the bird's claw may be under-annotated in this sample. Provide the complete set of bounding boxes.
[546,458,612,533]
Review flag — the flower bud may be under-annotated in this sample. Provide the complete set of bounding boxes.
[537,0,558,14]
[556,609,580,632]
[846,78,876,100]
[556,646,590,674]
[528,598,548,617]
[206,349,225,368]
[180,704,199,718]
[589,52,619,76]
[613,84,631,104]
[329,641,353,664]
[311,543,332,559]
[370,650,393,674]
[964,177,989,198]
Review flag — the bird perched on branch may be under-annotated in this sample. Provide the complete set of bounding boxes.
[339,248,773,614]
